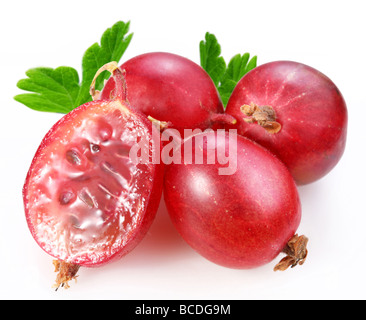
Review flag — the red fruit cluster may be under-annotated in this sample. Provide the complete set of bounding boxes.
[24,53,346,289]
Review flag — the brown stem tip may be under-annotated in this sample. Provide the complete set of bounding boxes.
[90,61,119,100]
[274,234,309,271]
[52,260,80,290]
[148,116,170,131]
[90,61,128,102]
[241,103,281,134]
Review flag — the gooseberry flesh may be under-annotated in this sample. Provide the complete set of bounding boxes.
[23,67,164,288]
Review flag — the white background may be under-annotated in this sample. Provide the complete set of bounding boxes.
[1,0,365,300]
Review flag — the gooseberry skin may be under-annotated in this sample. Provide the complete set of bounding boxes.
[100,52,226,132]
[164,131,301,269]
[23,99,164,268]
[225,61,348,185]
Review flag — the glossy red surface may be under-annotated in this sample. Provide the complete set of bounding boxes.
[225,61,348,184]
[164,131,301,269]
[101,52,226,132]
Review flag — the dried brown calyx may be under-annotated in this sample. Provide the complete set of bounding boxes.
[274,234,309,271]
[241,103,281,134]
[52,260,80,290]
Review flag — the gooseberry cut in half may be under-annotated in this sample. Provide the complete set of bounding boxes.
[23,63,164,288]
[164,130,308,270]
[225,61,348,185]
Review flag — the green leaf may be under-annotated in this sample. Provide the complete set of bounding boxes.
[199,32,257,108]
[200,32,226,87]
[219,54,257,106]
[14,21,133,113]
[14,67,80,113]
[75,21,133,106]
